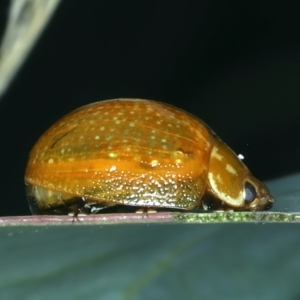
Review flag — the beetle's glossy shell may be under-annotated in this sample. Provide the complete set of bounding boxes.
[25,99,274,214]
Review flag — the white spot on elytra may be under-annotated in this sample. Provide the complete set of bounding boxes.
[48,158,54,164]
[95,135,100,140]
[150,160,159,167]
[109,165,117,172]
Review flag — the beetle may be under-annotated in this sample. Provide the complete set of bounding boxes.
[25,99,274,215]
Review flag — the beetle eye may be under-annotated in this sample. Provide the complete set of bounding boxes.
[244,181,257,203]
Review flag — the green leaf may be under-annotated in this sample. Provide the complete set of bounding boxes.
[0,173,299,299]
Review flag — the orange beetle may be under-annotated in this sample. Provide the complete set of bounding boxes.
[25,99,274,215]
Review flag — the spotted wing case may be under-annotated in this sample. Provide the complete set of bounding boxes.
[25,99,216,213]
[25,98,274,214]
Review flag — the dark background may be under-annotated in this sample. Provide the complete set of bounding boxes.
[0,1,299,216]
